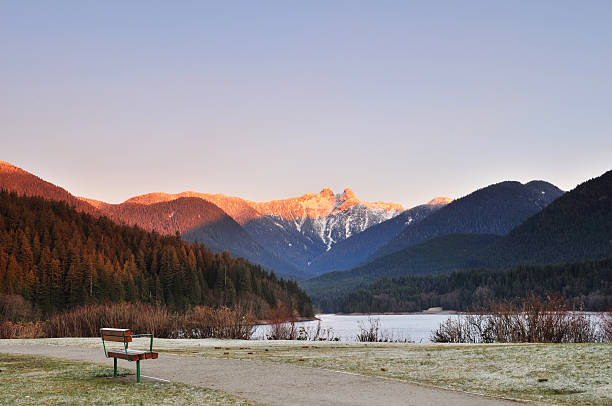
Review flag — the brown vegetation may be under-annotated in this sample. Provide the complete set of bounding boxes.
[265,305,298,340]
[0,302,255,339]
[432,295,610,343]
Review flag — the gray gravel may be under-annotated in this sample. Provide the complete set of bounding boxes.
[0,341,520,406]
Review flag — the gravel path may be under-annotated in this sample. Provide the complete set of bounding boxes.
[0,342,519,406]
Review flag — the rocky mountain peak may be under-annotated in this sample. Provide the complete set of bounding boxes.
[427,197,453,205]
[319,187,334,197]
[339,187,358,202]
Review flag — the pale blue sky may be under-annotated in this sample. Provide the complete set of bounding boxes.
[2,1,611,207]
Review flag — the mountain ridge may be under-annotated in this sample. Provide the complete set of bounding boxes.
[0,161,414,277]
[371,180,564,260]
[0,161,302,277]
[303,169,612,310]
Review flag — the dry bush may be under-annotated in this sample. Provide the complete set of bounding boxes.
[433,295,604,343]
[431,314,493,343]
[0,294,35,322]
[266,305,298,340]
[177,306,255,339]
[356,316,391,342]
[296,320,339,341]
[44,302,176,338]
[601,311,612,342]
[0,321,45,338]
[41,302,255,339]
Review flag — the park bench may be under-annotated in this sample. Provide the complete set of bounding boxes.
[100,328,158,383]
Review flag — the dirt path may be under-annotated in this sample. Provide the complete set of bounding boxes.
[0,342,519,406]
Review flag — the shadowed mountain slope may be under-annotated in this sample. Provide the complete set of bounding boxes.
[0,190,314,316]
[306,204,443,274]
[482,169,612,267]
[372,180,564,260]
[302,234,500,305]
[125,187,407,273]
[0,162,301,278]
[304,170,612,310]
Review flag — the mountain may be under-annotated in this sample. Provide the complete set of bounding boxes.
[92,197,304,278]
[122,187,405,272]
[0,162,300,278]
[302,234,501,306]
[372,180,564,260]
[0,161,99,215]
[0,162,405,278]
[306,203,444,274]
[124,192,261,224]
[427,197,453,205]
[0,190,314,317]
[305,170,612,311]
[482,169,612,267]
[242,188,404,270]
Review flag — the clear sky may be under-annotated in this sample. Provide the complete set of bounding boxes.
[2,1,611,207]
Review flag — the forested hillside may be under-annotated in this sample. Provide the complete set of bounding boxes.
[0,190,313,318]
[303,234,500,308]
[337,259,612,313]
[482,170,612,267]
[305,170,612,309]
[372,180,563,259]
[100,197,303,278]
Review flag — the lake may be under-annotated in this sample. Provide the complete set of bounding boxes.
[254,313,455,342]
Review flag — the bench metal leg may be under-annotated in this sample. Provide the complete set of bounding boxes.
[136,360,140,383]
[113,358,117,376]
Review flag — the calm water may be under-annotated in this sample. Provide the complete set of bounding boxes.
[254,313,455,342]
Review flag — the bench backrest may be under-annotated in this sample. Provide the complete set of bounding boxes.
[101,328,132,343]
[100,328,154,359]
[101,328,131,358]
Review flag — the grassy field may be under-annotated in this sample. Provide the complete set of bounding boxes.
[2,339,610,405]
[150,340,611,406]
[0,352,258,406]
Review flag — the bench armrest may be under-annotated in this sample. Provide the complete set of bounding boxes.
[131,333,154,353]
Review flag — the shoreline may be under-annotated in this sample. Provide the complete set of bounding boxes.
[332,311,458,316]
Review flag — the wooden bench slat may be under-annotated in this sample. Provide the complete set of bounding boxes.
[101,328,131,337]
[107,349,158,361]
[102,334,132,343]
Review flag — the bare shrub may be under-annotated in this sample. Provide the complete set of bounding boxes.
[0,321,45,338]
[601,311,612,342]
[266,305,298,340]
[0,294,35,322]
[296,320,339,341]
[179,306,255,339]
[13,302,256,339]
[44,302,175,338]
[356,316,390,342]
[431,314,494,343]
[433,295,604,343]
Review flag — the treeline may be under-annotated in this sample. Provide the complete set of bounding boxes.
[0,190,313,318]
[334,258,612,313]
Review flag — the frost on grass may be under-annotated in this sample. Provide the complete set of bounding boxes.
[0,353,257,406]
[164,341,610,406]
[5,338,611,405]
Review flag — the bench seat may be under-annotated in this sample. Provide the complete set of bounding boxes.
[107,349,159,361]
[101,328,158,382]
